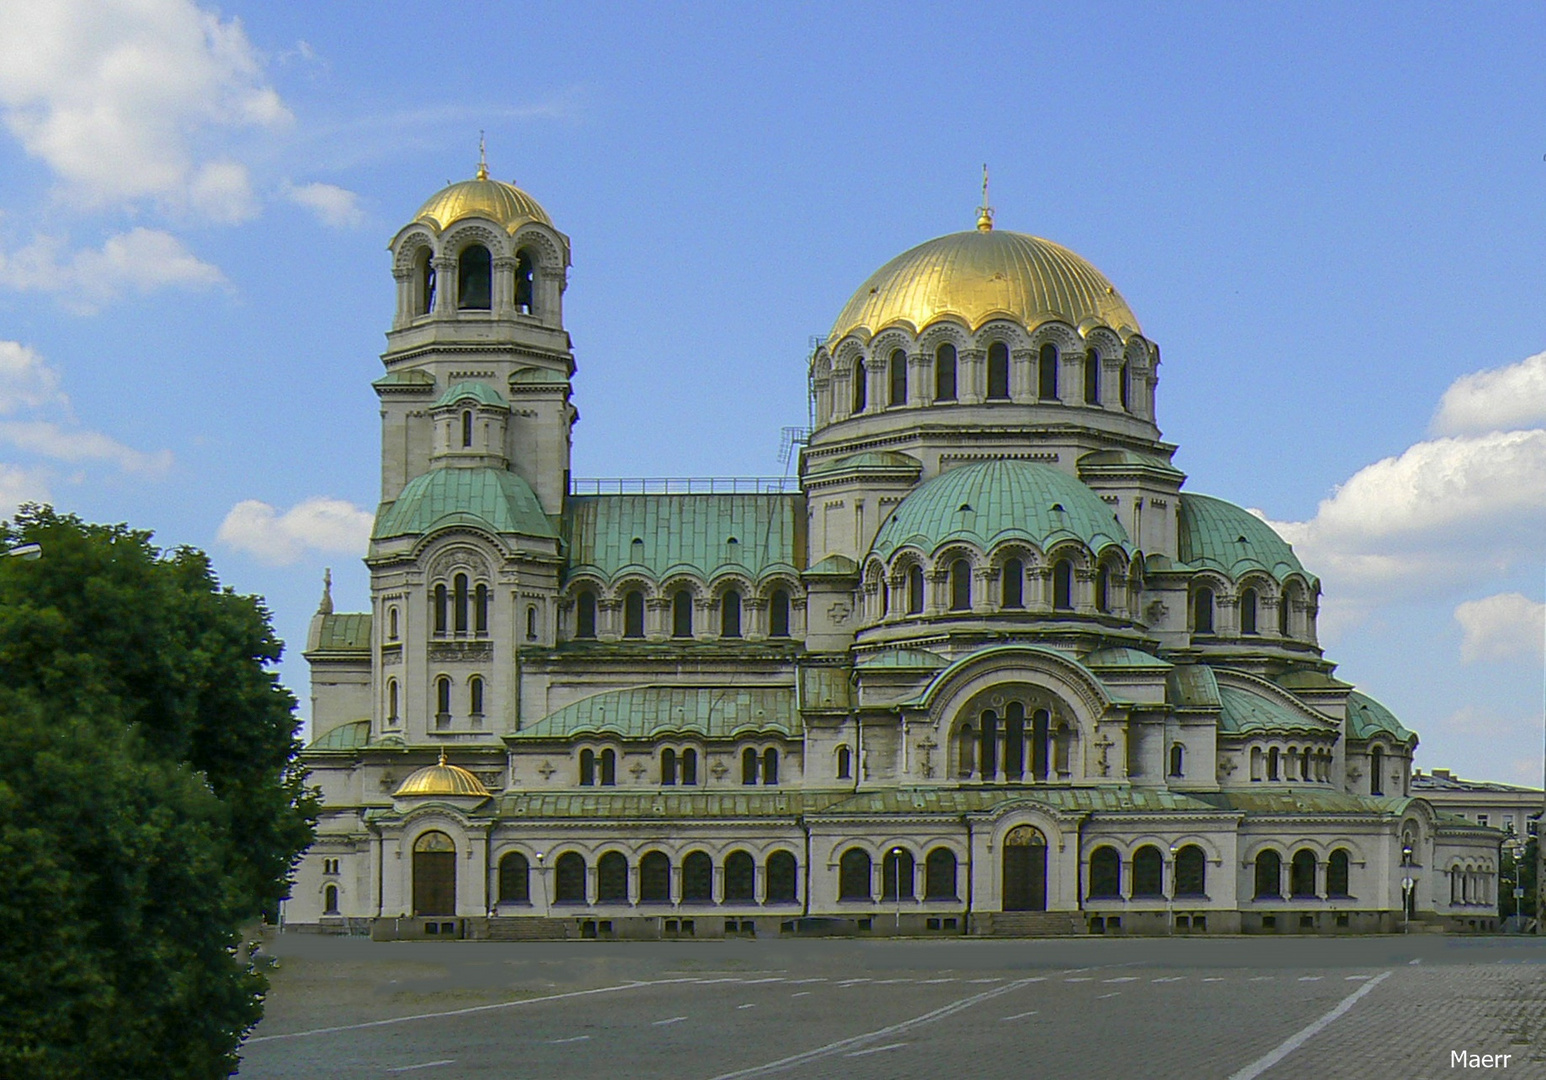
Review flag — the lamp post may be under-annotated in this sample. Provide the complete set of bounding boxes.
[1401,842,1414,934]
[4,543,40,560]
[1167,843,1180,936]
[534,851,547,916]
[890,847,904,935]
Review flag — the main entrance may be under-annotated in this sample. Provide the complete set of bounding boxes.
[413,830,457,916]
[1002,825,1048,911]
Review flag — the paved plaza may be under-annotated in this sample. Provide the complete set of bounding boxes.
[239,935,1546,1079]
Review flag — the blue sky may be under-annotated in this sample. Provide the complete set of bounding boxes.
[1,1,1545,785]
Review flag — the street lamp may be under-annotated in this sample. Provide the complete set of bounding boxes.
[890,847,904,935]
[534,851,547,915]
[4,543,40,560]
[1167,843,1180,936]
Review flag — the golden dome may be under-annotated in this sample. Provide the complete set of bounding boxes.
[828,229,1140,344]
[414,165,553,234]
[393,751,492,798]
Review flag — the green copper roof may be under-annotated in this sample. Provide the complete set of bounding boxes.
[1345,690,1416,744]
[1077,448,1185,478]
[308,719,370,750]
[434,380,508,409]
[1085,646,1171,670]
[515,686,800,740]
[564,494,804,581]
[1167,664,1220,709]
[373,369,435,390]
[510,366,568,385]
[805,553,859,577]
[806,450,922,477]
[315,612,372,651]
[856,647,950,670]
[374,467,554,540]
[1217,683,1329,735]
[869,460,1131,561]
[1177,493,1310,583]
[798,666,853,711]
[1192,790,1414,816]
[1275,669,1353,692]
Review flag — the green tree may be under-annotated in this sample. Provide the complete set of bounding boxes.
[0,506,316,920]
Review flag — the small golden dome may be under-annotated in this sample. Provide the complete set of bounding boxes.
[414,173,553,234]
[393,751,492,798]
[828,229,1140,344]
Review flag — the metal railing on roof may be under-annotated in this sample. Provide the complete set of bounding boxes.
[569,476,799,495]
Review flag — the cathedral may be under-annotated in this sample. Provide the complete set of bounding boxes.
[290,160,1501,938]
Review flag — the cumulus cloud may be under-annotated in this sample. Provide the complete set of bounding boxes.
[0,420,172,475]
[218,497,373,566]
[284,181,364,228]
[0,228,223,313]
[0,0,289,219]
[1433,349,1546,436]
[1454,592,1544,664]
[0,463,52,516]
[0,342,65,413]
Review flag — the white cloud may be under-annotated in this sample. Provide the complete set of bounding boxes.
[0,463,52,516]
[0,0,290,219]
[1434,349,1546,436]
[1454,593,1544,664]
[0,420,172,475]
[0,228,223,312]
[0,342,65,413]
[284,182,364,228]
[218,497,373,566]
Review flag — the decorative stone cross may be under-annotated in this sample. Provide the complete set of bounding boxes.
[1093,733,1115,777]
[916,737,938,779]
[710,760,729,780]
[630,760,648,781]
[1217,756,1238,777]
[537,760,556,780]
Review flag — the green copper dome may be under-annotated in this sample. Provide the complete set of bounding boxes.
[374,467,554,540]
[869,460,1131,561]
[433,380,508,409]
[1178,493,1310,583]
[1345,690,1416,744]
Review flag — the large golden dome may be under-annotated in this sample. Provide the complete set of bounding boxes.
[393,752,492,798]
[414,163,553,234]
[829,228,1140,344]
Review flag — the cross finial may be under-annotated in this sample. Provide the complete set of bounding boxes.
[438,747,448,767]
[976,163,994,231]
[476,131,488,180]
[317,567,333,615]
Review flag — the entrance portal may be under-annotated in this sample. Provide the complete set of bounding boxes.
[1002,825,1048,911]
[413,830,457,915]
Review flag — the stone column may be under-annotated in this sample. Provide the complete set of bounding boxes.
[912,353,934,406]
[431,257,456,316]
[392,267,413,329]
[960,348,986,404]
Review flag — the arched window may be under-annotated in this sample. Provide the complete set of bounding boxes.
[414,248,435,315]
[623,590,645,638]
[724,851,756,902]
[1119,362,1131,411]
[457,244,492,310]
[682,852,713,903]
[435,676,451,725]
[766,851,798,903]
[597,851,628,903]
[1254,850,1282,899]
[1327,849,1351,898]
[680,748,698,785]
[661,748,677,786]
[386,679,399,724]
[1084,348,1101,405]
[324,884,339,915]
[769,589,791,637]
[907,565,925,614]
[1095,565,1111,613]
[640,851,671,903]
[453,573,470,635]
[1267,746,1280,781]
[839,848,872,901]
[977,710,999,779]
[1001,558,1024,608]
[388,606,399,640]
[1052,559,1074,610]
[925,848,958,900]
[882,848,915,900]
[499,852,530,903]
[1038,343,1059,400]
[576,590,597,639]
[1175,845,1207,897]
[1192,586,1214,634]
[1291,849,1317,898]
[600,748,616,786]
[1132,846,1164,898]
[672,590,693,638]
[513,249,535,314]
[742,747,759,785]
[461,410,473,448]
[987,341,1010,399]
[721,590,742,638]
[949,558,971,611]
[1451,865,1462,906]
[1089,846,1121,899]
[1031,708,1051,781]
[580,748,596,786]
[1240,588,1258,635]
[1003,701,1026,780]
[1279,589,1292,636]
[762,748,779,785]
[1169,743,1184,778]
[475,585,489,635]
[889,349,907,406]
[469,675,484,717]
[851,358,867,414]
[1370,745,1384,796]
[555,853,586,904]
[433,584,448,636]
[837,745,852,779]
[934,344,957,402]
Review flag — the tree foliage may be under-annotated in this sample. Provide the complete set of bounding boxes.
[0,506,317,1078]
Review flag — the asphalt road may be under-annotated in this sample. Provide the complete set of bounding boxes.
[238,935,1546,1079]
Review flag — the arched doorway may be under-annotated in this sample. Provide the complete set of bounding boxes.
[1002,825,1048,911]
[413,831,457,915]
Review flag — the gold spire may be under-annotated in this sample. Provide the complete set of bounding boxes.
[438,746,448,767]
[976,163,994,232]
[476,131,488,181]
